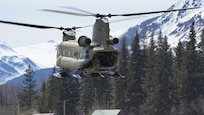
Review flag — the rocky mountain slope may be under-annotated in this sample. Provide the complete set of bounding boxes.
[0,41,39,84]
[118,0,204,48]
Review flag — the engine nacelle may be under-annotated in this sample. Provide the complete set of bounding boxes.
[110,38,119,45]
[78,36,91,47]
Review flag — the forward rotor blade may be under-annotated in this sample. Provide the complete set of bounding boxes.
[60,6,95,15]
[0,20,64,30]
[42,7,199,18]
[111,7,200,17]
[41,9,94,17]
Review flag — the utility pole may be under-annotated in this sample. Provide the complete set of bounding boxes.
[63,99,69,115]
[17,95,19,115]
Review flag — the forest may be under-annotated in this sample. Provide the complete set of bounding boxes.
[0,22,204,115]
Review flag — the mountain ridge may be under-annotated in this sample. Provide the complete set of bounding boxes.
[118,0,204,48]
[0,41,39,85]
[14,40,58,68]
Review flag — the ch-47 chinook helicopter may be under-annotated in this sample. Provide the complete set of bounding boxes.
[0,6,200,78]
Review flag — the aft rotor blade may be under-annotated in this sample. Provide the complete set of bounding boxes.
[111,7,200,17]
[0,20,64,30]
[41,9,94,17]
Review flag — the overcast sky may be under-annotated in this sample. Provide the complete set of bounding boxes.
[0,0,179,47]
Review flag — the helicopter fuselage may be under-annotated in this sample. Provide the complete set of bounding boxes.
[56,18,119,74]
[57,39,119,73]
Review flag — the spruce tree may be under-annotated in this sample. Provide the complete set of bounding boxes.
[46,75,59,113]
[118,38,129,77]
[198,28,204,56]
[45,72,80,115]
[142,37,158,115]
[197,27,204,89]
[173,40,188,105]
[126,32,145,114]
[112,38,128,109]
[45,67,60,113]
[190,26,204,100]
[0,86,3,107]
[185,22,199,102]
[142,32,173,115]
[80,77,95,114]
[17,65,38,110]
[172,23,204,114]
[57,77,80,115]
[94,76,112,108]
[80,75,112,114]
[38,81,48,113]
[155,35,173,114]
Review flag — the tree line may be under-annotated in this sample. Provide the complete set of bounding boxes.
[115,22,204,115]
[0,22,204,115]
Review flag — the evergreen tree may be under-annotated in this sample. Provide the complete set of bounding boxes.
[185,22,199,102]
[112,38,128,109]
[17,65,38,110]
[118,38,129,77]
[80,74,112,114]
[94,76,112,108]
[142,32,173,115]
[46,75,59,113]
[173,40,188,105]
[198,28,204,56]
[57,77,80,115]
[142,37,158,115]
[45,71,80,115]
[80,77,95,114]
[191,26,204,100]
[155,35,173,114]
[199,28,204,69]
[45,67,60,113]
[38,81,47,113]
[171,23,204,114]
[126,32,145,114]
[0,86,3,107]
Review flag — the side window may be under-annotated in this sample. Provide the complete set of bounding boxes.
[70,52,73,57]
[74,52,79,59]
[62,51,66,56]
[68,51,70,57]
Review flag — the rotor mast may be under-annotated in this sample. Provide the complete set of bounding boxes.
[92,18,110,47]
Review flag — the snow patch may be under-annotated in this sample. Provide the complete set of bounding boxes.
[14,40,59,68]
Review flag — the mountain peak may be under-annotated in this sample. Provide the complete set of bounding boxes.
[14,40,58,68]
[0,41,16,55]
[0,41,39,85]
[119,0,204,48]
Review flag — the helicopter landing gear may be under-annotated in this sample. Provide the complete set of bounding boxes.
[53,69,81,79]
[89,72,126,78]
[53,69,69,78]
[53,72,62,78]
[109,72,126,78]
[98,73,105,78]
[53,69,126,79]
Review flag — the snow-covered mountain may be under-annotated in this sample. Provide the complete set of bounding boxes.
[6,68,56,87]
[14,40,59,68]
[118,0,204,48]
[0,41,39,84]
